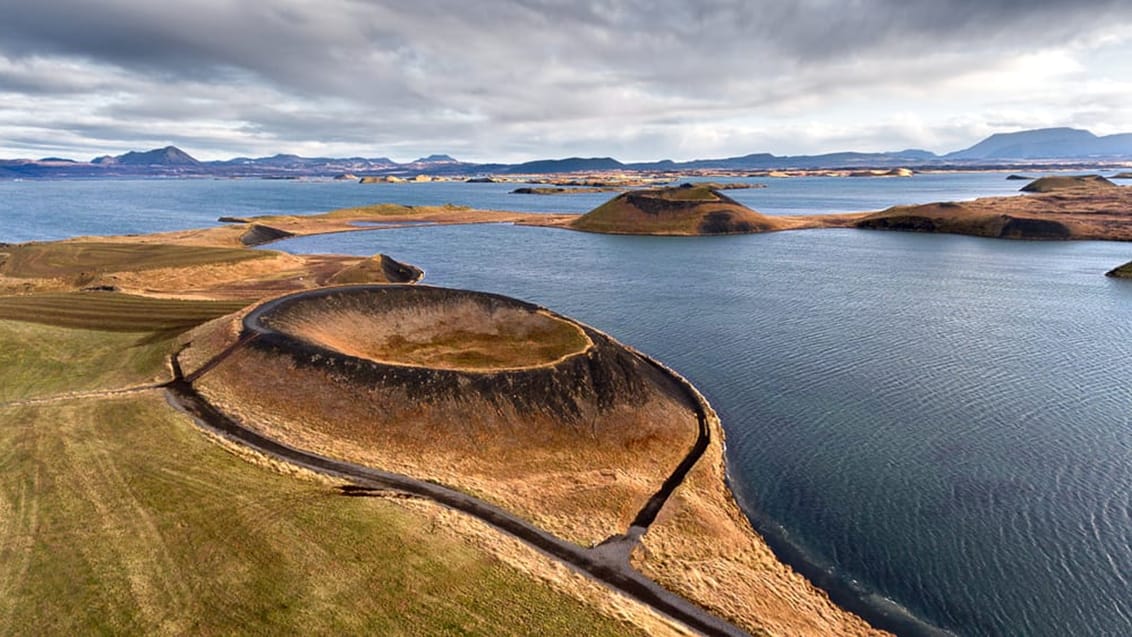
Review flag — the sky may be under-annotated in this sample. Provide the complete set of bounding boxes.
[1,0,1131,163]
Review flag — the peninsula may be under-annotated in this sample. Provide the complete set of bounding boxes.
[0,210,886,636]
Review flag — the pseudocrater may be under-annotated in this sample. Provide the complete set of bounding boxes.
[185,285,700,545]
[259,285,592,371]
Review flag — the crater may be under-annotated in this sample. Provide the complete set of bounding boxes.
[191,284,702,545]
[254,285,591,371]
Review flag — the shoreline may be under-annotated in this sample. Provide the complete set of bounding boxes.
[646,360,941,636]
[726,471,955,637]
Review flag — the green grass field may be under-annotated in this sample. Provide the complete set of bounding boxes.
[0,292,250,332]
[0,321,175,402]
[0,241,266,279]
[0,315,640,635]
[0,395,639,636]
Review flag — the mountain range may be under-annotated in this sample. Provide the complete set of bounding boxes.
[3,128,1132,179]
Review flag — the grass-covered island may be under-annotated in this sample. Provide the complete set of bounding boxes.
[0,215,885,636]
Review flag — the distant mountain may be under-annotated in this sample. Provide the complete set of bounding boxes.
[628,149,936,171]
[214,154,397,171]
[504,157,625,174]
[413,154,459,164]
[93,145,200,166]
[398,154,470,173]
[945,127,1132,160]
[6,128,1132,181]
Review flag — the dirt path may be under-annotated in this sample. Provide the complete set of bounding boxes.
[0,383,164,409]
[164,286,750,637]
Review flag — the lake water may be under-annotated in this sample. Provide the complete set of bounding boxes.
[0,172,1024,243]
[3,174,1130,636]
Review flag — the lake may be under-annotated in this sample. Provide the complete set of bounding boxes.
[3,173,1130,636]
[0,172,1023,243]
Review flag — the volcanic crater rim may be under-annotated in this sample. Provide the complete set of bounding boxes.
[246,285,594,373]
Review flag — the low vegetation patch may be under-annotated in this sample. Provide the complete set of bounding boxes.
[0,292,249,332]
[0,320,175,401]
[0,241,265,279]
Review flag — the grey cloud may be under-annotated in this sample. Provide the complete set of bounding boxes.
[2,1,1127,89]
[0,0,1131,159]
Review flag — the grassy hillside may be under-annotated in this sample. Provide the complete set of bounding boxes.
[0,394,641,636]
[0,318,645,636]
[0,320,174,402]
[0,292,249,332]
[0,241,265,279]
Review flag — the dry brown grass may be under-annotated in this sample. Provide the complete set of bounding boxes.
[409,498,694,637]
[200,352,696,545]
[0,292,249,332]
[110,204,562,250]
[189,318,699,546]
[0,241,264,279]
[0,239,407,301]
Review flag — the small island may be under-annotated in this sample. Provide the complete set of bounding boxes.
[568,183,783,235]
[1019,174,1117,193]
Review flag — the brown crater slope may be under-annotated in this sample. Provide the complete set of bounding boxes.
[570,184,785,235]
[186,285,701,545]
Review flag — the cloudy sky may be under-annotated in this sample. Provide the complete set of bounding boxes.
[1,0,1131,162]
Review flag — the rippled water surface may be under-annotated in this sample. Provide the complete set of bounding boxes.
[3,174,1131,636]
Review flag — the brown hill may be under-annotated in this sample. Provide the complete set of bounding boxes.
[570,184,783,235]
[856,183,1132,243]
[856,202,1071,239]
[187,285,700,545]
[1020,174,1117,192]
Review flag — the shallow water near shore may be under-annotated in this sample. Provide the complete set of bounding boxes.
[3,174,1131,636]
